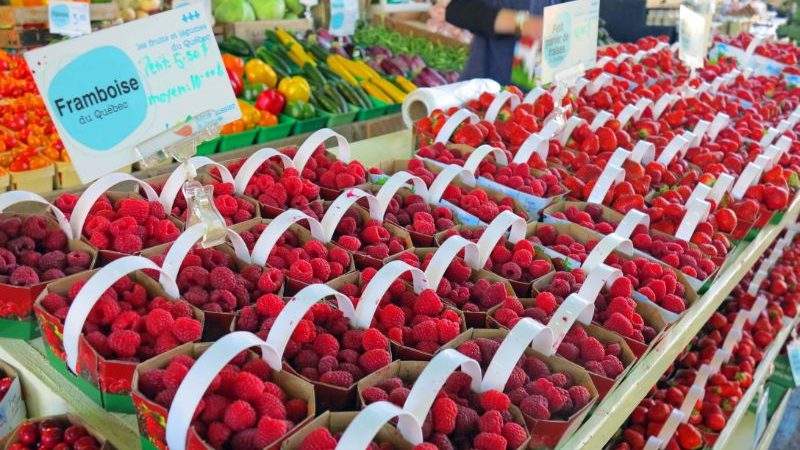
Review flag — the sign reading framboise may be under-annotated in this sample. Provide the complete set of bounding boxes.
[25,8,240,183]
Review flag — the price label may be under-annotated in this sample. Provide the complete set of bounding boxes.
[678,4,712,69]
[541,0,599,84]
[25,8,240,183]
[48,1,90,37]
[788,339,800,386]
[329,0,358,37]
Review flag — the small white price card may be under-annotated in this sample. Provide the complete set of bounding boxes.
[788,338,800,386]
[678,4,711,69]
[541,0,599,84]
[25,7,240,183]
[48,1,90,37]
[329,0,358,37]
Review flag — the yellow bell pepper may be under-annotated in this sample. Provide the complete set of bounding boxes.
[278,76,311,103]
[244,59,277,88]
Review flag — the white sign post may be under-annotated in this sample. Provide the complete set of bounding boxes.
[25,7,240,183]
[541,0,600,84]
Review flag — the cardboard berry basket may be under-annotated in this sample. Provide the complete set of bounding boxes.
[0,194,98,340]
[132,340,316,450]
[529,271,668,358]
[325,269,468,362]
[9,165,56,195]
[438,328,598,449]
[140,223,271,340]
[280,410,415,450]
[2,414,117,450]
[386,246,516,328]
[0,359,27,440]
[485,303,637,400]
[230,217,355,296]
[33,257,205,413]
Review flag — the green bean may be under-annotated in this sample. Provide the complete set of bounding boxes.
[353,22,468,72]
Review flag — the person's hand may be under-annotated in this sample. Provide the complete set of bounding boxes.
[520,15,543,41]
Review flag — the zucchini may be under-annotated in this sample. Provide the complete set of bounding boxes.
[264,29,281,44]
[218,36,253,57]
[304,63,326,86]
[325,84,347,112]
[337,81,369,109]
[256,48,290,78]
[318,92,341,114]
[351,83,373,108]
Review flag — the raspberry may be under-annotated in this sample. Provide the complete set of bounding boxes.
[337,235,361,252]
[55,193,79,214]
[412,320,438,343]
[523,356,551,379]
[153,220,180,243]
[285,398,307,423]
[362,328,389,351]
[499,262,522,280]
[535,292,558,314]
[38,251,65,270]
[113,234,143,254]
[388,387,410,406]
[224,400,257,431]
[414,444,438,450]
[432,397,458,434]
[358,348,391,372]
[312,333,340,356]
[362,386,388,404]
[520,394,550,419]
[117,198,150,223]
[601,356,624,378]
[109,217,138,237]
[9,266,39,286]
[299,428,337,450]
[289,260,314,282]
[163,362,189,390]
[255,417,287,446]
[252,393,286,419]
[291,320,316,344]
[474,432,507,450]
[413,289,444,316]
[568,385,591,409]
[41,293,67,313]
[609,277,632,298]
[7,236,34,255]
[661,294,686,313]
[579,337,606,362]
[319,370,353,387]
[480,390,511,411]
[108,329,140,358]
[437,319,460,343]
[43,230,68,251]
[502,422,528,448]
[207,422,232,449]
[378,305,405,329]
[145,308,174,336]
[0,248,16,274]
[478,410,503,434]
[257,268,283,293]
[232,371,265,403]
[172,317,202,343]
[21,216,48,240]
[210,267,238,291]
[604,312,635,338]
[310,258,331,281]
[557,341,580,360]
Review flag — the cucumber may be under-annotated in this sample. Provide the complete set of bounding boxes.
[303,63,326,86]
[318,92,341,114]
[325,84,347,112]
[339,81,370,109]
[255,48,290,78]
[264,30,281,44]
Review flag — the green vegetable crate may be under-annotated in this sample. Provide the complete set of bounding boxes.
[323,104,360,127]
[219,128,258,152]
[385,102,401,114]
[357,97,389,121]
[256,115,296,143]
[196,136,221,156]
[288,114,328,135]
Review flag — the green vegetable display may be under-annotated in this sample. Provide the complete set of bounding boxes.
[353,22,469,72]
[285,99,316,119]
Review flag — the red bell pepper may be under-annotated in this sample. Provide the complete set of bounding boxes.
[255,89,286,115]
[227,67,243,97]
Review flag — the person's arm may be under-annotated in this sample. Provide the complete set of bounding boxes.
[445,0,543,40]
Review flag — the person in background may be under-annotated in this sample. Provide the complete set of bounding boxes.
[446,0,554,84]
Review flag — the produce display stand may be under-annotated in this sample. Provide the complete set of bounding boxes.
[213,18,313,47]
[0,3,120,48]
[370,12,468,48]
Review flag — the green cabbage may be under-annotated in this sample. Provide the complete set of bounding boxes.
[249,0,286,20]
[214,0,255,22]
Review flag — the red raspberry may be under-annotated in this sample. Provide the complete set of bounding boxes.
[108,329,140,358]
[257,268,283,293]
[209,266,238,291]
[432,396,458,434]
[38,251,66,270]
[520,394,550,419]
[113,234,143,253]
[661,294,686,313]
[9,266,39,286]
[609,277,632,297]
[604,312,635,338]
[474,432,507,450]
[309,258,331,281]
[252,393,286,419]
[362,386,389,404]
[579,337,605,362]
[145,308,174,337]
[224,400,257,431]
[55,193,79,214]
[414,444,438,450]
[478,410,503,434]
[319,370,353,387]
[358,348,391,372]
[601,355,624,378]
[502,422,528,448]
[109,217,138,237]
[43,229,68,251]
[117,198,150,223]
[412,320,439,343]
[312,333,340,356]
[534,292,558,314]
[337,235,361,251]
[362,328,389,351]
[361,226,390,244]
[207,422,232,449]
[437,319,461,343]
[378,305,405,329]
[233,371,264,402]
[289,260,314,282]
[255,417,287,446]
[568,385,591,409]
[40,293,67,313]
[480,390,511,411]
[299,428,337,450]
[172,317,202,343]
[163,362,189,390]
[21,216,48,240]
[413,289,444,315]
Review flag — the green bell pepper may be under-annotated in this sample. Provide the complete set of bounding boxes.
[242,83,268,102]
[285,100,316,119]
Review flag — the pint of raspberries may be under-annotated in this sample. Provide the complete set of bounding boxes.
[0,215,94,287]
[236,221,353,292]
[293,146,368,199]
[54,193,181,255]
[324,206,410,266]
[360,367,530,449]
[148,177,257,225]
[37,273,203,366]
[371,191,457,246]
[134,349,311,450]
[335,267,465,358]
[235,294,391,409]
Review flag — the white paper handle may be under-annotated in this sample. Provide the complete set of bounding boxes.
[251,209,325,265]
[482,318,555,390]
[374,172,429,220]
[707,113,730,141]
[264,284,355,369]
[427,165,476,204]
[644,409,688,450]
[630,141,655,164]
[475,210,527,268]
[294,129,351,173]
[0,191,73,239]
[675,197,712,242]
[404,349,483,425]
[425,236,481,289]
[731,162,765,200]
[747,296,768,324]
[586,73,612,96]
[160,157,235,212]
[633,98,653,120]
[590,111,614,131]
[354,260,429,328]
[522,87,547,104]
[320,188,382,241]
[484,91,521,122]
[760,128,779,147]
[167,332,271,450]
[70,173,159,238]
[160,223,251,286]
[708,174,735,205]
[615,210,650,239]
[690,121,710,147]
[587,164,625,205]
[434,109,479,145]
[652,94,676,119]
[233,147,295,195]
[656,134,691,166]
[513,120,562,164]
[64,256,180,372]
[616,105,640,128]
[557,116,588,146]
[338,401,424,449]
[463,145,509,174]
[582,234,633,273]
